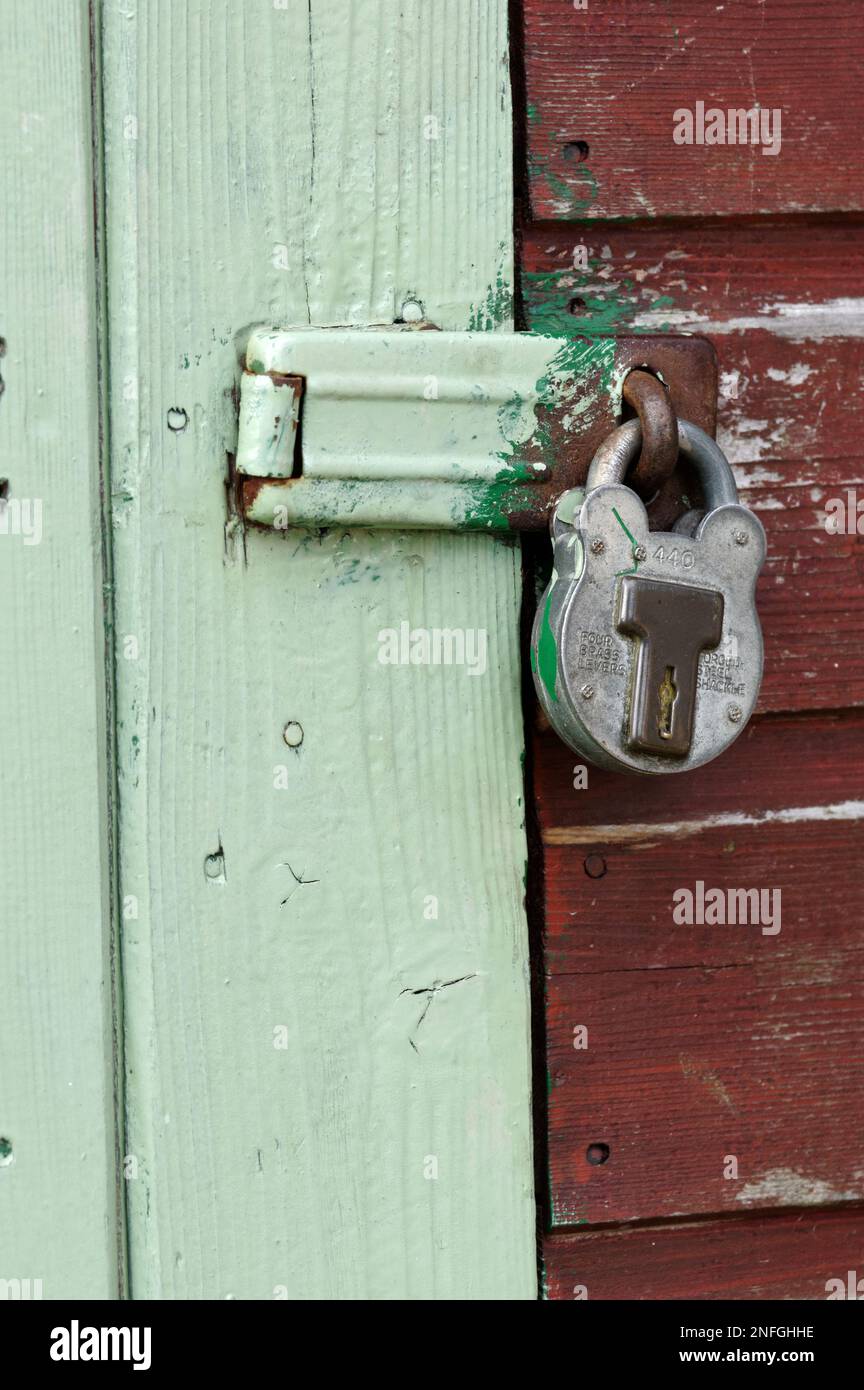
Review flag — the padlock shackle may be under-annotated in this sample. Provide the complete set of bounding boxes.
[585,418,739,512]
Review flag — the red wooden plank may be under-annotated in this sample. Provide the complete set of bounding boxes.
[544,1209,864,1300]
[524,0,864,220]
[734,460,864,715]
[522,0,864,1276]
[538,710,864,973]
[547,911,864,1226]
[521,220,864,469]
[543,819,864,973]
[544,814,864,1225]
[534,710,864,836]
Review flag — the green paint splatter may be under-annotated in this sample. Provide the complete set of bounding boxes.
[333,557,382,585]
[612,506,642,576]
[527,128,600,219]
[461,460,532,530]
[522,264,677,339]
[468,249,514,331]
[543,332,618,407]
[527,334,617,459]
[463,334,619,525]
[536,588,558,704]
[463,271,634,526]
[497,390,528,439]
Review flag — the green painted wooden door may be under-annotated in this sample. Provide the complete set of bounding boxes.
[1,0,535,1300]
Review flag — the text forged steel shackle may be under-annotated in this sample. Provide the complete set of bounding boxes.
[530,416,767,776]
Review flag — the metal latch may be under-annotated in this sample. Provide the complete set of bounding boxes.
[234,326,717,531]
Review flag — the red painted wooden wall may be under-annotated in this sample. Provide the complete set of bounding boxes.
[518,0,864,1300]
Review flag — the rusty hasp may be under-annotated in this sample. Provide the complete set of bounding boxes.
[234,329,717,532]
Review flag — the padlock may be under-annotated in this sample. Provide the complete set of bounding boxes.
[531,417,766,774]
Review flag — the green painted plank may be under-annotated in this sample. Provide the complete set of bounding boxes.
[0,0,122,1298]
[105,0,535,1299]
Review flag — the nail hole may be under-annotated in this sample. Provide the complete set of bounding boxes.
[204,837,226,883]
[282,720,304,749]
[167,407,189,432]
[562,140,590,163]
[586,1142,609,1166]
[584,853,607,879]
[0,479,9,501]
[568,297,588,315]
[0,1137,13,1166]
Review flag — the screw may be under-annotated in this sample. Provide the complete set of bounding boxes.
[590,537,605,555]
[634,544,647,562]
[282,720,304,748]
[727,704,743,723]
[400,298,424,323]
[734,530,749,546]
[580,684,594,700]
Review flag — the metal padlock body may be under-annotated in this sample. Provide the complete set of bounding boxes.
[532,419,767,774]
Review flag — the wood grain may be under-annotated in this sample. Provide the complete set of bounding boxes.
[743,460,864,714]
[544,1208,864,1300]
[523,0,864,220]
[544,819,864,970]
[0,0,121,1297]
[546,892,864,1225]
[104,0,535,1300]
[535,717,864,1226]
[534,710,864,837]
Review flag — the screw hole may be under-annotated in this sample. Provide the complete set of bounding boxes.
[568,297,588,315]
[562,140,590,163]
[167,406,189,432]
[586,1142,610,1166]
[584,853,607,880]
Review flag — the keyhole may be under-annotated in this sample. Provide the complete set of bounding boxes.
[657,665,677,740]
